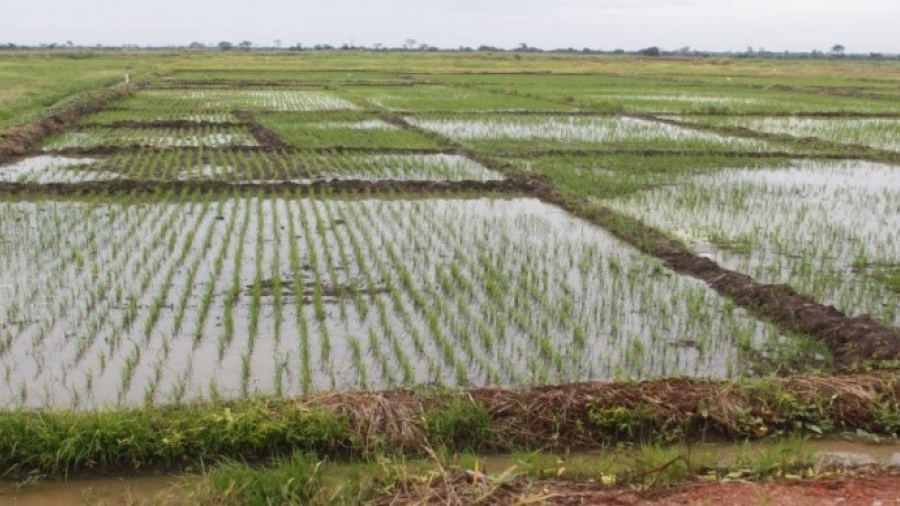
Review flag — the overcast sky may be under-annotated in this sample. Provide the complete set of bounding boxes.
[2,0,898,53]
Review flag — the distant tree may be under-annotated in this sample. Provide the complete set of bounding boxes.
[218,41,233,51]
[404,39,417,50]
[238,40,253,51]
[66,40,74,48]
[678,46,691,55]
[638,46,661,57]
[189,42,206,49]
[274,39,282,49]
[831,44,846,57]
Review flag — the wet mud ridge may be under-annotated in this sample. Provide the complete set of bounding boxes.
[301,373,900,453]
[0,80,149,164]
[42,145,456,157]
[232,111,290,148]
[0,177,534,197]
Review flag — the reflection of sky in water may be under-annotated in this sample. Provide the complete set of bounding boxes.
[0,196,789,409]
[608,160,900,326]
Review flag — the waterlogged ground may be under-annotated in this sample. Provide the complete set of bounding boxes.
[0,195,806,409]
[684,116,900,152]
[117,89,358,112]
[42,126,260,150]
[0,152,504,183]
[409,115,786,152]
[606,160,900,326]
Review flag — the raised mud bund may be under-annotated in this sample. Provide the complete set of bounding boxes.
[0,75,899,415]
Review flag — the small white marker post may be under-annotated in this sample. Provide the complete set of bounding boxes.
[124,71,130,85]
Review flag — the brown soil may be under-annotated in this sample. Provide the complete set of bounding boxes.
[232,111,290,147]
[250,278,390,298]
[379,471,900,505]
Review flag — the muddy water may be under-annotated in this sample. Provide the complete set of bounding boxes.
[0,475,187,505]
[479,439,900,473]
[6,439,900,504]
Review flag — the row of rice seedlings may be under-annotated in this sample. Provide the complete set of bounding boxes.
[253,112,441,150]
[0,156,114,184]
[42,126,260,151]
[682,116,900,152]
[408,115,784,153]
[76,149,502,183]
[0,192,810,408]
[605,160,900,327]
[79,109,238,126]
[0,190,187,407]
[117,90,358,112]
[343,85,566,112]
[112,192,216,404]
[429,74,900,115]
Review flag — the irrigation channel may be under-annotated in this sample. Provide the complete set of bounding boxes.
[4,438,900,504]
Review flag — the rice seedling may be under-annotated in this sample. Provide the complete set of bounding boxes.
[117,89,358,112]
[409,114,787,154]
[42,125,260,151]
[0,191,815,408]
[684,115,900,152]
[606,159,900,326]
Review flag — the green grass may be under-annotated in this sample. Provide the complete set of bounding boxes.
[0,52,159,134]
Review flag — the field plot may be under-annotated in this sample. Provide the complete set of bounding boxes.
[1,151,503,183]
[42,126,260,150]
[430,74,900,114]
[0,193,813,409]
[115,90,358,112]
[606,160,900,326]
[681,116,900,152]
[79,109,239,125]
[507,153,793,200]
[165,70,409,86]
[0,155,112,183]
[409,115,787,153]
[254,112,442,149]
[345,85,567,112]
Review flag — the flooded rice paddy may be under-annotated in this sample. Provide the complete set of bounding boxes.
[606,160,900,326]
[409,115,785,152]
[0,195,807,409]
[0,153,504,183]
